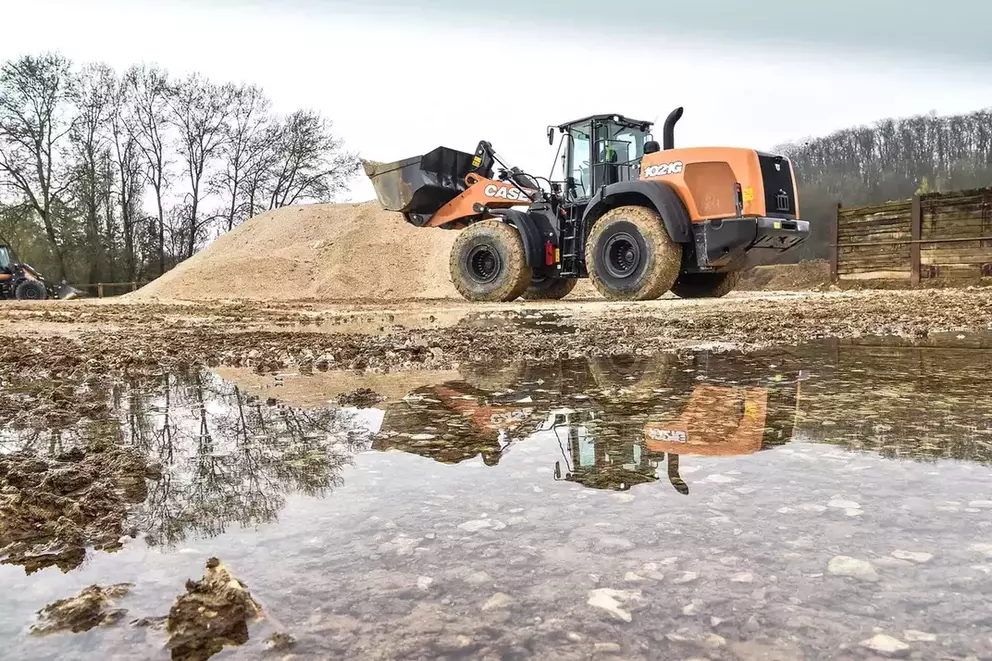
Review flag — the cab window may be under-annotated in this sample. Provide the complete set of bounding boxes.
[592,120,649,189]
[566,121,592,200]
[0,247,11,272]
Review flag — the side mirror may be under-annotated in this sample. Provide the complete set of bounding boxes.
[547,126,555,146]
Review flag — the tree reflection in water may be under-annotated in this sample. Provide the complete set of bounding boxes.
[77,369,373,548]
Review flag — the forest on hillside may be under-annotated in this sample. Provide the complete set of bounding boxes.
[778,107,992,260]
[0,53,360,285]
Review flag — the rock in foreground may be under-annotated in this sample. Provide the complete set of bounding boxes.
[31,583,133,635]
[166,557,263,661]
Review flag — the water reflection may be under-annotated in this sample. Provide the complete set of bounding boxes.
[2,337,991,566]
[375,351,806,492]
[4,336,992,660]
[2,370,373,559]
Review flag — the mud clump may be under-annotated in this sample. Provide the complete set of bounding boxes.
[166,557,263,661]
[336,387,386,408]
[265,631,296,651]
[0,443,152,574]
[31,583,133,635]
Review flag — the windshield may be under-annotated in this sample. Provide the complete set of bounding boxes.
[0,246,11,272]
[596,122,648,164]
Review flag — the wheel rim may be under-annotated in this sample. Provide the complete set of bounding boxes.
[466,245,501,284]
[604,232,641,279]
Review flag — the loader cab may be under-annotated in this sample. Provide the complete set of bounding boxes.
[556,114,653,201]
[0,245,12,277]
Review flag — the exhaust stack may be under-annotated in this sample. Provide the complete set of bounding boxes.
[663,107,684,150]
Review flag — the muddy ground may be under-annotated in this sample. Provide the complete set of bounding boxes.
[3,287,992,660]
[2,288,991,412]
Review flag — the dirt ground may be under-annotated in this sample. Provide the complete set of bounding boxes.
[2,288,991,411]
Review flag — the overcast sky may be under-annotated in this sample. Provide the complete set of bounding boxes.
[3,0,992,203]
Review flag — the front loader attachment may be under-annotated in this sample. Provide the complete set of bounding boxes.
[54,281,83,300]
[363,146,477,226]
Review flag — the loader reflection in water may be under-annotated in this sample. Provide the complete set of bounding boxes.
[374,350,807,493]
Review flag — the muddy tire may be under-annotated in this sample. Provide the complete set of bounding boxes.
[450,220,532,302]
[520,274,577,301]
[585,206,682,301]
[672,271,741,299]
[15,280,47,300]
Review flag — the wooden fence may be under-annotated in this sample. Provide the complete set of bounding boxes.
[72,281,148,298]
[830,187,992,283]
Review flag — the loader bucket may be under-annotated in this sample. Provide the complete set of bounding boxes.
[363,146,476,223]
[56,281,83,300]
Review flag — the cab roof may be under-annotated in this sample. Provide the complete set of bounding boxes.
[557,113,654,131]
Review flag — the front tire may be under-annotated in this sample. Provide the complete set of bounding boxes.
[520,274,577,301]
[449,220,532,302]
[15,280,48,300]
[585,206,682,301]
[672,271,741,299]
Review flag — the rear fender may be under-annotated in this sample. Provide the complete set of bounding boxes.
[582,180,693,244]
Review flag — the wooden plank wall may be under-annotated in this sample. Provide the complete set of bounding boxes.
[836,200,912,281]
[920,188,992,281]
[832,187,992,283]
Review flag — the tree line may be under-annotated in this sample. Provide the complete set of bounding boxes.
[0,52,360,284]
[777,107,992,260]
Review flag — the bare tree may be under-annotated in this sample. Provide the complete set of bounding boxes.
[70,62,115,283]
[168,74,232,258]
[242,123,281,219]
[107,73,143,280]
[0,53,76,277]
[266,110,359,210]
[125,64,171,276]
[215,85,272,231]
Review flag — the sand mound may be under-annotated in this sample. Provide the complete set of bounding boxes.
[133,202,460,301]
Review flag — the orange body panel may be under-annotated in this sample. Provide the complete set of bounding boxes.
[641,147,799,222]
[427,174,536,227]
[0,273,10,281]
[433,385,534,434]
[643,384,769,457]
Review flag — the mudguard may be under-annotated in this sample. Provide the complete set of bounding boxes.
[489,209,545,268]
[582,180,693,244]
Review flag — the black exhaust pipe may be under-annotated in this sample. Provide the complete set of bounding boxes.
[663,107,683,150]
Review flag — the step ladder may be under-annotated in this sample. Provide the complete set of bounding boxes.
[559,208,582,277]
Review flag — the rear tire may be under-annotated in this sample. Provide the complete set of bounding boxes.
[585,205,682,301]
[15,280,47,300]
[449,220,532,302]
[672,271,741,299]
[520,274,577,301]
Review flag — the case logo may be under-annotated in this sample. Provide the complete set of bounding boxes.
[647,428,688,443]
[484,184,529,201]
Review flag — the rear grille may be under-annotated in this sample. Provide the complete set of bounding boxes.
[757,152,797,219]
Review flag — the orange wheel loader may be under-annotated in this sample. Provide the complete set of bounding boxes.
[363,108,809,302]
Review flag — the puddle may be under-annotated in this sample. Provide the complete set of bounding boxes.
[2,338,992,660]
